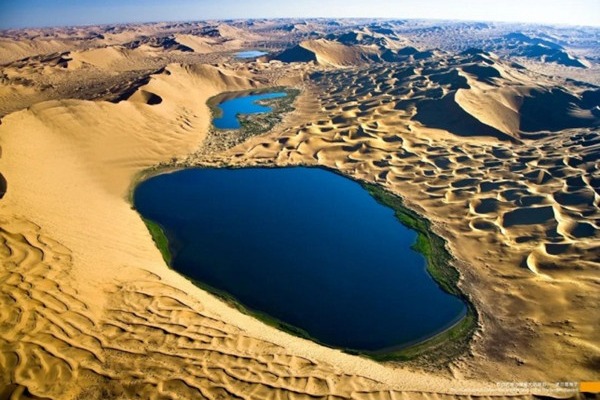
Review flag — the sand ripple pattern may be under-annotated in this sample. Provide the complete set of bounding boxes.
[222,63,599,277]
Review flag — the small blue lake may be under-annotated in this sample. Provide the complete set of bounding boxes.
[236,50,268,59]
[134,167,467,352]
[213,92,287,130]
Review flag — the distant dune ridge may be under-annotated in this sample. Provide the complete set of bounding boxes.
[273,37,599,141]
[0,18,599,399]
[274,38,382,66]
[272,28,409,66]
[497,32,591,69]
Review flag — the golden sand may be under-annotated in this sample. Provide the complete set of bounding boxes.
[0,21,598,399]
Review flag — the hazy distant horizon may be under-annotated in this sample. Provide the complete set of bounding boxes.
[1,0,599,30]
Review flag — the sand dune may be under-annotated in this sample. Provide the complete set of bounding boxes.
[173,34,241,53]
[414,91,517,142]
[274,39,381,66]
[0,37,79,64]
[520,88,599,132]
[216,23,265,42]
[498,32,590,69]
[127,89,163,105]
[327,28,407,50]
[273,44,319,63]
[68,46,155,71]
[455,87,521,137]
[414,53,599,140]
[0,83,51,119]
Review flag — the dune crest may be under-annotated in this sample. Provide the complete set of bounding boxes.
[274,39,381,66]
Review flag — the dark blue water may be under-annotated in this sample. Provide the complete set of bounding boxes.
[134,167,466,351]
[236,50,268,59]
[213,92,286,129]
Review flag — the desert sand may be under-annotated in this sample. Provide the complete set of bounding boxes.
[0,20,598,399]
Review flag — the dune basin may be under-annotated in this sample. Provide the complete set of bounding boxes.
[134,167,467,352]
[212,91,287,129]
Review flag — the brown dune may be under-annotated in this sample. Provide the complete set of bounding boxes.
[454,86,522,137]
[414,91,517,142]
[519,88,600,132]
[0,37,77,64]
[69,46,155,71]
[127,89,162,105]
[274,39,380,66]
[273,44,318,63]
[174,34,243,53]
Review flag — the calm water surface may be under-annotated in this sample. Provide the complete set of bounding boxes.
[134,167,466,351]
[213,92,286,129]
[236,50,268,59]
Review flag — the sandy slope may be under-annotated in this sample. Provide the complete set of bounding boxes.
[0,62,519,400]
[1,21,599,400]
[68,46,157,71]
[173,34,241,54]
[274,39,383,66]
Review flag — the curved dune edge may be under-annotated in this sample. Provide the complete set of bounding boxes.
[273,39,382,66]
[0,59,597,400]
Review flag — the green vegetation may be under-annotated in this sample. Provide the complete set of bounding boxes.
[141,218,172,264]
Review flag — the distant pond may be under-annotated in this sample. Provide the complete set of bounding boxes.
[235,50,268,59]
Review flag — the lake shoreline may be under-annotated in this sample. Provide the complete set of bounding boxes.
[133,164,477,363]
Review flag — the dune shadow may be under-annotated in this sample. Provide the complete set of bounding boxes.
[0,173,6,199]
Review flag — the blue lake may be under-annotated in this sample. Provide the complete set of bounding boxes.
[134,167,467,352]
[213,92,287,130]
[236,50,268,59]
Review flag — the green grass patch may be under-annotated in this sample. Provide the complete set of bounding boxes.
[141,218,172,264]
